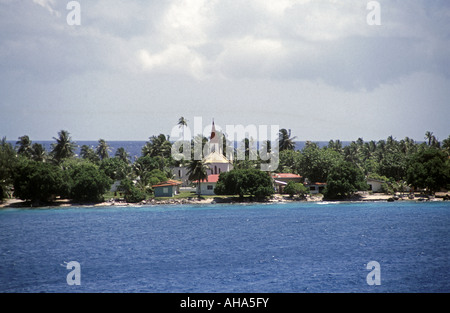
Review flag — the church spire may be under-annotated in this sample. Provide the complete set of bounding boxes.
[210,119,221,154]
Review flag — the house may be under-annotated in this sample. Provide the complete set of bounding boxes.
[195,174,220,196]
[271,173,303,193]
[307,182,327,194]
[152,180,182,197]
[367,178,385,193]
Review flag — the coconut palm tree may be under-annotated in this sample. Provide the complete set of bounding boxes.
[16,135,33,157]
[96,139,111,160]
[442,135,450,156]
[279,129,297,152]
[80,145,100,163]
[425,131,434,146]
[51,130,77,163]
[177,116,188,141]
[142,134,172,158]
[186,159,209,197]
[327,139,343,153]
[31,143,47,162]
[115,147,130,164]
[191,134,209,160]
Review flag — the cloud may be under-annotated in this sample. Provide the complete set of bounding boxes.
[32,0,60,17]
[2,0,450,90]
[133,0,450,89]
[138,45,207,79]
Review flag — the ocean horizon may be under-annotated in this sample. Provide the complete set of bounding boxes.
[7,140,348,161]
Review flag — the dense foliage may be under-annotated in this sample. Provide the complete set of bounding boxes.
[1,128,449,203]
[0,131,173,203]
[323,161,368,199]
[406,148,450,194]
[276,134,450,197]
[13,160,67,202]
[65,162,112,203]
[214,169,274,200]
[284,181,309,199]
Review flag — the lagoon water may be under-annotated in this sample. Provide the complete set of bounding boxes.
[0,201,449,293]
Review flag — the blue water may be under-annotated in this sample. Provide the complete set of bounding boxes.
[0,201,449,293]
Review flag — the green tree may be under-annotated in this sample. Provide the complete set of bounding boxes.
[279,129,297,152]
[327,139,343,153]
[67,162,112,202]
[187,159,209,196]
[441,135,450,156]
[115,147,130,164]
[118,178,147,203]
[177,116,188,142]
[142,134,172,158]
[133,155,166,179]
[100,158,130,181]
[96,139,111,160]
[16,135,33,158]
[297,144,343,183]
[277,149,299,173]
[0,138,17,200]
[13,160,67,203]
[284,181,309,199]
[406,148,450,194]
[31,143,47,162]
[80,145,100,163]
[323,161,368,200]
[424,131,435,146]
[214,169,274,200]
[51,130,77,163]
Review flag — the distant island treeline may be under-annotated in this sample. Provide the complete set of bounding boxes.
[3,140,430,161]
[1,127,449,206]
[6,140,341,161]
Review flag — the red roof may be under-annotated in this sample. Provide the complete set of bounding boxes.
[271,173,302,179]
[152,180,182,188]
[194,174,220,183]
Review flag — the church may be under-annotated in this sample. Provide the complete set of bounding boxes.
[172,120,233,195]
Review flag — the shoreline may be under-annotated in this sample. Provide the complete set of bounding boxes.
[1,192,448,209]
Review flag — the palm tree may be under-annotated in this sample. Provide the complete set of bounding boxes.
[425,131,434,146]
[80,145,100,163]
[191,134,209,160]
[186,159,209,197]
[31,143,47,162]
[142,134,172,158]
[442,135,450,156]
[51,130,77,163]
[344,141,359,163]
[177,117,188,141]
[115,147,130,164]
[279,129,297,151]
[16,135,32,157]
[96,139,111,160]
[327,139,343,152]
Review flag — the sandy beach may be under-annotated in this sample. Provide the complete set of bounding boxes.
[1,192,448,209]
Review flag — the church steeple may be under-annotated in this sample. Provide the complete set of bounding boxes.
[210,119,221,154]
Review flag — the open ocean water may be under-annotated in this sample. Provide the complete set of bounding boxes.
[0,201,449,293]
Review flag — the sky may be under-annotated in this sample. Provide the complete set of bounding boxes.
[0,0,449,142]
